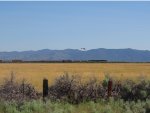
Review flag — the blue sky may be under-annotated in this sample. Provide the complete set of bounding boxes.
[0,2,150,51]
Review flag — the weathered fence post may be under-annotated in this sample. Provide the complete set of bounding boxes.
[43,78,48,102]
[108,79,113,98]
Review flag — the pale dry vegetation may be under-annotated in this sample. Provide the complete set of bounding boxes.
[0,63,150,91]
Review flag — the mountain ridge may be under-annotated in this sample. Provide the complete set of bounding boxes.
[0,48,150,62]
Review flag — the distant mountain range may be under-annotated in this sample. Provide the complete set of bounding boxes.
[0,48,150,62]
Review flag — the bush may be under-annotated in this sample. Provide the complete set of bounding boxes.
[48,74,150,103]
[48,74,119,103]
[120,79,150,101]
[0,72,39,102]
[0,72,149,103]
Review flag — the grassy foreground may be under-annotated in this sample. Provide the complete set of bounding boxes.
[0,98,150,113]
[0,74,150,113]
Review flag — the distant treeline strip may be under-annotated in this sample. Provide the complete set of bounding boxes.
[0,60,107,63]
[1,59,150,63]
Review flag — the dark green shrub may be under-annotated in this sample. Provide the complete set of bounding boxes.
[119,79,150,101]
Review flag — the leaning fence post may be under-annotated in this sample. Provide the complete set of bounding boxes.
[43,78,48,102]
[108,79,113,98]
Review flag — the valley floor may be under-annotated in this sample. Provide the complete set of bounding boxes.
[0,63,150,90]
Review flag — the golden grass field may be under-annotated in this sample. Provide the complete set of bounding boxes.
[0,63,150,91]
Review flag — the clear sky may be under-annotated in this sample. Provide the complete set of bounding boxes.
[0,1,150,51]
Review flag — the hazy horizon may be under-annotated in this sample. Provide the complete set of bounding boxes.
[0,47,150,52]
[0,1,150,51]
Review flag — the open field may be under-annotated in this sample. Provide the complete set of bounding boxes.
[0,63,150,91]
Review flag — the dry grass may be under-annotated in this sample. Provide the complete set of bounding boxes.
[0,63,150,91]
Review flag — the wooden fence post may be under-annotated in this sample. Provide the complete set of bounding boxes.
[43,78,48,101]
[108,79,113,98]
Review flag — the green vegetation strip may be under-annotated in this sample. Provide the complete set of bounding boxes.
[0,98,150,113]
